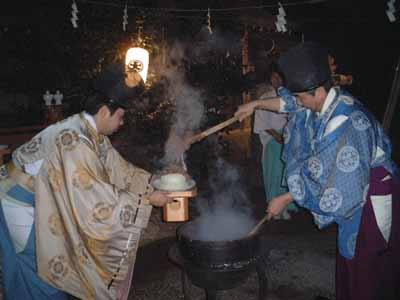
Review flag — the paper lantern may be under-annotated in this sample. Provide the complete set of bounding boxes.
[125,47,149,83]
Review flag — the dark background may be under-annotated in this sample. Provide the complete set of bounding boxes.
[1,0,399,159]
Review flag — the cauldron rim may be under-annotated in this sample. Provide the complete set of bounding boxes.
[177,218,260,245]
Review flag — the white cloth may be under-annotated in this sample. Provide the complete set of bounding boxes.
[371,194,392,242]
[2,199,34,253]
[2,159,38,253]
[253,87,287,147]
[317,88,336,117]
[24,159,43,176]
[83,112,98,131]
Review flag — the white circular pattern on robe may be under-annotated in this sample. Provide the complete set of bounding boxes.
[312,212,334,225]
[362,184,370,206]
[347,232,358,258]
[341,95,354,106]
[308,157,323,179]
[287,174,305,201]
[336,145,360,173]
[319,188,343,212]
[283,126,290,144]
[351,111,371,131]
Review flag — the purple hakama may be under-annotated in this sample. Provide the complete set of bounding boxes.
[336,167,400,300]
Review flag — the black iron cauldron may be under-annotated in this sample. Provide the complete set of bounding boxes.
[175,218,268,299]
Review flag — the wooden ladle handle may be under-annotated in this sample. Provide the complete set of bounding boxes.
[188,116,240,145]
[247,213,272,236]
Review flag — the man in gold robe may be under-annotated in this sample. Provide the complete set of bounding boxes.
[0,62,172,299]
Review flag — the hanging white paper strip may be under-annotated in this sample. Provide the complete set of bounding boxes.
[123,4,128,31]
[386,0,397,22]
[275,3,287,32]
[71,0,79,28]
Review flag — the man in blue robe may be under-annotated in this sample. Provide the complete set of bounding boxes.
[235,41,400,300]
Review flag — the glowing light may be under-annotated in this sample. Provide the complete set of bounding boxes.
[125,47,149,83]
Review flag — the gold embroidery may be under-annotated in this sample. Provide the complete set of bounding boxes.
[7,161,34,193]
[98,140,109,164]
[21,137,41,154]
[73,167,93,190]
[80,113,104,145]
[49,167,63,192]
[93,202,114,222]
[75,242,91,266]
[56,129,79,151]
[48,255,69,281]
[83,282,96,300]
[86,238,109,255]
[46,276,63,289]
[48,213,64,236]
[26,176,34,191]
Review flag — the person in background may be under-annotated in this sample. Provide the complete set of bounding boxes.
[253,63,297,219]
[235,41,400,300]
[329,53,353,87]
[0,61,172,300]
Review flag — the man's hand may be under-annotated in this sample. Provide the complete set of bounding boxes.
[234,101,258,122]
[267,192,294,217]
[147,190,173,207]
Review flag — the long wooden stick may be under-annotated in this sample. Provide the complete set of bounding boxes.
[383,55,400,133]
[247,213,272,236]
[188,116,239,144]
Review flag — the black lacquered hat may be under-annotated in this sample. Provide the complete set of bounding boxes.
[93,61,144,109]
[278,41,331,93]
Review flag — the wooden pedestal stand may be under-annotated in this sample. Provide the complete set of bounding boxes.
[163,188,197,222]
[0,148,11,165]
[44,105,64,125]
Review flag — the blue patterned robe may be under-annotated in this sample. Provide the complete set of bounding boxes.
[278,87,399,259]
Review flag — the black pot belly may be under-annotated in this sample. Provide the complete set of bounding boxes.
[176,220,264,291]
[177,220,262,269]
[183,259,258,290]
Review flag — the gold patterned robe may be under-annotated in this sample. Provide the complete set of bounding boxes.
[12,113,153,299]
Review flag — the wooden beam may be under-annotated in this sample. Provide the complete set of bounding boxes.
[383,56,400,134]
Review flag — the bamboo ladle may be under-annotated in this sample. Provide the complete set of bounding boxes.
[188,115,240,145]
[187,95,282,145]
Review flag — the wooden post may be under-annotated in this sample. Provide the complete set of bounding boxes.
[383,56,400,134]
[162,26,166,67]
[242,25,252,130]
[241,25,253,158]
